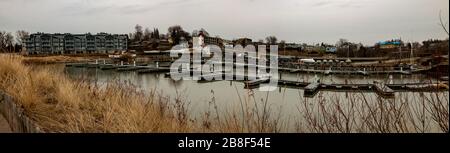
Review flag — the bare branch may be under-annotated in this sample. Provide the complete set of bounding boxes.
[439,10,449,36]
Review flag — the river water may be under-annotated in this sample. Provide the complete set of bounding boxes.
[48,64,448,132]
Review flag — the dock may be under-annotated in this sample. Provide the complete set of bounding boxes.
[288,68,406,75]
[66,62,435,76]
[244,78,271,87]
[198,72,225,81]
[244,79,448,98]
[99,65,118,70]
[66,63,89,67]
[65,62,449,98]
[137,67,171,73]
[116,66,147,71]
[163,71,266,82]
[65,62,172,74]
[373,82,395,98]
[277,80,310,88]
[304,82,320,97]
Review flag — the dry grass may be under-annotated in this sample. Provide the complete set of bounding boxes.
[0,54,448,133]
[0,54,281,132]
[1,55,190,132]
[21,55,101,64]
[298,91,448,133]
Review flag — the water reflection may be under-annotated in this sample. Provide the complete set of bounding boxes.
[61,65,441,108]
[42,64,448,132]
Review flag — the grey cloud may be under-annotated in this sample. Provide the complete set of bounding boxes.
[337,0,364,8]
[311,0,364,8]
[312,1,334,7]
[119,0,198,14]
[62,5,114,16]
[0,0,448,45]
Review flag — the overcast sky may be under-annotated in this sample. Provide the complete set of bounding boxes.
[0,0,448,45]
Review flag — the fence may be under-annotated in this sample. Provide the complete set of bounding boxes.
[0,91,43,133]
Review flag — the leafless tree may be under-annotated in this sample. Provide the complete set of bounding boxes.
[0,31,14,52]
[133,24,143,41]
[168,25,183,35]
[336,38,349,48]
[152,28,160,39]
[5,33,14,52]
[265,36,277,44]
[439,10,449,36]
[0,31,5,52]
[143,28,151,41]
[15,30,29,46]
[168,25,190,45]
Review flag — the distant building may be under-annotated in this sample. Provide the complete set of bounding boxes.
[302,45,318,52]
[378,39,402,49]
[421,39,449,55]
[197,31,223,47]
[222,39,233,46]
[284,43,302,51]
[157,39,173,50]
[24,32,128,54]
[325,47,337,53]
[204,36,223,46]
[233,38,253,47]
[285,43,301,49]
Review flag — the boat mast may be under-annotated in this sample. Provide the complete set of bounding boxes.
[410,41,414,64]
[399,40,402,64]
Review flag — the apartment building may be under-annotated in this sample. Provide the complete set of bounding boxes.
[24,32,128,54]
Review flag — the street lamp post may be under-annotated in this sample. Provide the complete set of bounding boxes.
[347,44,350,61]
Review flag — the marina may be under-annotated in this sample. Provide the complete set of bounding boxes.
[64,61,449,98]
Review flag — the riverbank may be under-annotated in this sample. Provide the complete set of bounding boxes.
[0,54,448,133]
[22,54,107,64]
[0,54,281,132]
[0,55,189,132]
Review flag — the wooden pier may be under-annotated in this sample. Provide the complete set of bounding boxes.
[65,63,171,74]
[245,79,448,98]
[245,78,271,87]
[66,62,449,98]
[288,68,408,75]
[137,67,171,73]
[304,82,320,97]
[100,65,121,70]
[116,66,147,72]
[66,61,437,76]
[373,82,395,98]
[163,72,265,81]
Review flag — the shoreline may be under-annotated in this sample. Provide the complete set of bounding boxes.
[0,54,448,133]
